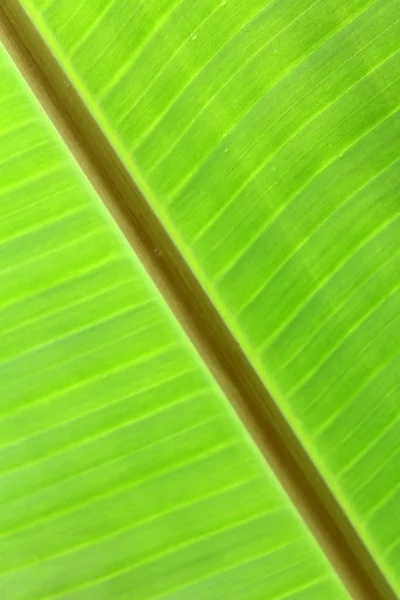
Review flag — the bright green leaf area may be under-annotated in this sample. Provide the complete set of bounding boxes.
[0,48,347,599]
[22,0,400,591]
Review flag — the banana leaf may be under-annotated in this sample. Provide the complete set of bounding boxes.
[0,0,399,598]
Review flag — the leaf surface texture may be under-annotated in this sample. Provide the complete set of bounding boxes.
[1,0,400,597]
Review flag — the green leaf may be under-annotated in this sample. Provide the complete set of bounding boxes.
[0,46,347,600]
[1,0,399,598]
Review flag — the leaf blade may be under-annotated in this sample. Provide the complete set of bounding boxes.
[0,36,348,600]
[3,0,400,595]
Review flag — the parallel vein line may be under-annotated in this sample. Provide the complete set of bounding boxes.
[0,298,153,370]
[0,368,197,458]
[150,543,311,600]
[365,481,400,522]
[0,438,250,578]
[44,511,274,600]
[106,0,221,109]
[290,285,400,401]
[319,381,400,451]
[342,437,400,501]
[230,103,400,306]
[194,29,400,248]
[0,226,109,279]
[0,427,241,543]
[161,0,380,197]
[0,417,230,515]
[0,137,50,167]
[0,385,206,482]
[0,279,135,340]
[274,244,400,376]
[69,0,132,56]
[124,0,277,138]
[0,181,79,221]
[147,0,325,177]
[3,466,254,542]
[94,0,185,98]
[0,343,178,421]
[338,407,400,481]
[315,357,400,438]
[0,255,124,317]
[0,204,89,248]
[257,162,400,357]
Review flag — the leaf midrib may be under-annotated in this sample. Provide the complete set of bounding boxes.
[0,2,395,599]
